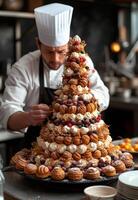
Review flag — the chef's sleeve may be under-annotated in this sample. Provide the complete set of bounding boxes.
[0,65,28,129]
[86,56,110,111]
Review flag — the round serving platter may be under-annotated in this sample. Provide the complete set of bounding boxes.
[113,137,138,154]
[3,166,135,191]
[113,137,138,162]
[16,169,118,191]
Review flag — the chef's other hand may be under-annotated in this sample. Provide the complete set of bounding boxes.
[28,104,50,126]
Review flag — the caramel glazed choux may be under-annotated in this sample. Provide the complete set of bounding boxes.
[11,35,134,181]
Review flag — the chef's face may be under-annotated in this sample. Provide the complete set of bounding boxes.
[36,38,68,70]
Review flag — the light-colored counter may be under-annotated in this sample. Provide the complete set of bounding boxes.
[0,128,24,142]
[0,94,24,142]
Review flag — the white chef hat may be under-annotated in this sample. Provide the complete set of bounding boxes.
[34,3,73,47]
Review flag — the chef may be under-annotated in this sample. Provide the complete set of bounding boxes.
[0,3,109,147]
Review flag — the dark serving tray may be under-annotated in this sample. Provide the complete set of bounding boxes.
[3,166,134,191]
[16,168,118,191]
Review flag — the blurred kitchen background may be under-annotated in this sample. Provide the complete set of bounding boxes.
[0,0,138,166]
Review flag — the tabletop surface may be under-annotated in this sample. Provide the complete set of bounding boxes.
[4,171,86,200]
[3,162,138,200]
[0,128,23,142]
[110,96,138,110]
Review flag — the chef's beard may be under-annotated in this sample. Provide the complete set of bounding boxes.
[47,62,63,70]
[43,59,63,70]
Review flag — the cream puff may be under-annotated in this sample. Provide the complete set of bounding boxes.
[51,167,65,181]
[82,150,92,161]
[102,165,116,177]
[112,160,126,173]
[84,167,100,180]
[92,150,101,159]
[72,152,81,161]
[76,159,88,169]
[81,135,90,145]
[61,151,72,162]
[122,159,134,168]
[24,163,37,175]
[55,136,64,144]
[36,165,50,178]
[15,155,28,170]
[64,136,72,145]
[98,156,111,167]
[120,152,133,161]
[67,167,83,181]
[101,148,108,157]
[87,158,99,168]
[73,136,81,145]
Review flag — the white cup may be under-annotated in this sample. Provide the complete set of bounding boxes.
[84,185,117,200]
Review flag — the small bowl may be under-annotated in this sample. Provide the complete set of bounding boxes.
[84,185,117,200]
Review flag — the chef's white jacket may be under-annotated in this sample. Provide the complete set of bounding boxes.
[0,50,109,130]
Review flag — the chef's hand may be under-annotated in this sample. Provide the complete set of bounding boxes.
[28,104,50,126]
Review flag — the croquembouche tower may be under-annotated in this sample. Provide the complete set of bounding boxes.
[11,35,134,181]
